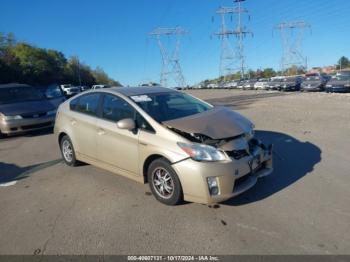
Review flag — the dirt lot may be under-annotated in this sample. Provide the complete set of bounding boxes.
[0,90,349,255]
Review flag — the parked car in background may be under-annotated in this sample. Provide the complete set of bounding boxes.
[267,77,283,90]
[279,76,303,92]
[55,87,273,205]
[226,80,239,89]
[254,78,270,90]
[325,75,350,93]
[235,80,244,89]
[243,79,257,90]
[0,84,57,137]
[301,75,328,92]
[207,83,219,89]
[60,84,81,97]
[92,85,110,90]
[79,86,90,92]
[37,84,66,108]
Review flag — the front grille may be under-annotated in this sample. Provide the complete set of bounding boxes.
[21,122,52,130]
[226,150,249,160]
[21,112,47,119]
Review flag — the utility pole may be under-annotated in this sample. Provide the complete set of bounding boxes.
[77,59,82,87]
[274,21,311,75]
[214,0,253,81]
[149,27,188,88]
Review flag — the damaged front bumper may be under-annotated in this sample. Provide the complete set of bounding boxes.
[172,139,273,204]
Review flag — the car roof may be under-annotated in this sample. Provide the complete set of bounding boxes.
[0,83,32,89]
[110,86,176,96]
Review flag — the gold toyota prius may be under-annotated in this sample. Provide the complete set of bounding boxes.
[54,87,273,205]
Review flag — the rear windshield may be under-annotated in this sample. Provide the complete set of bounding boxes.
[0,86,45,105]
[130,92,213,122]
[37,85,64,99]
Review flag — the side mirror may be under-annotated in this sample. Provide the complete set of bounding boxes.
[116,118,136,131]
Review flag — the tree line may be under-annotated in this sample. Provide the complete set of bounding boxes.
[0,32,121,87]
[200,56,349,86]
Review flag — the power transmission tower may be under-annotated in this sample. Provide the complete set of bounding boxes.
[149,27,188,88]
[214,0,253,81]
[274,21,311,74]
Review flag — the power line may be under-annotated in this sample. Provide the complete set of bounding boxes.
[274,21,312,73]
[214,0,253,80]
[149,27,188,88]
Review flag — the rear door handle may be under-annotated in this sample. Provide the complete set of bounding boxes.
[71,118,77,126]
[97,128,106,136]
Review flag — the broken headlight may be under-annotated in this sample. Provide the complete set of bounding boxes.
[245,129,255,140]
[177,142,227,162]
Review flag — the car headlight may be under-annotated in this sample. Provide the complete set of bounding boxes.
[47,110,57,116]
[1,114,23,120]
[177,142,227,162]
[207,177,219,195]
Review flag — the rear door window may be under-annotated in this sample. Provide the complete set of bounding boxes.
[70,93,101,116]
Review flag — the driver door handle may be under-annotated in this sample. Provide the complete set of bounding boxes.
[71,118,77,126]
[97,128,106,136]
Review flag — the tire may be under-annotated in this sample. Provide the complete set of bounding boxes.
[147,158,183,206]
[60,135,78,167]
[0,130,6,139]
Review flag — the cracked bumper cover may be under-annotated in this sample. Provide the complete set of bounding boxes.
[172,142,273,204]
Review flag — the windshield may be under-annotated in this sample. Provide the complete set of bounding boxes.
[0,86,46,105]
[333,75,350,81]
[38,85,63,99]
[130,92,213,122]
[306,76,320,81]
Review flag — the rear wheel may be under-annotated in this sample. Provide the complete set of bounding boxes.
[60,135,78,166]
[147,158,183,206]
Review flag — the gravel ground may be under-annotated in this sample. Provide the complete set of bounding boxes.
[0,90,349,255]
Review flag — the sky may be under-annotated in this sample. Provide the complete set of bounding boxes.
[0,0,349,86]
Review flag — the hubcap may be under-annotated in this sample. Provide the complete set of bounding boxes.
[62,140,73,162]
[152,167,174,199]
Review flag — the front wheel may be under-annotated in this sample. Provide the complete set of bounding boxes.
[148,158,183,206]
[60,135,79,166]
[0,130,6,139]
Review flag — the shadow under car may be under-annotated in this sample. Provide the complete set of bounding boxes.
[223,130,322,206]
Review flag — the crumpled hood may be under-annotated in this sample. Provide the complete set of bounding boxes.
[0,100,55,116]
[163,107,253,140]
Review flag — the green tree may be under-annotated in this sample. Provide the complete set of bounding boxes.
[0,32,122,87]
[10,43,60,84]
[93,66,122,86]
[261,68,276,78]
[64,56,95,86]
[337,56,350,70]
[283,66,306,76]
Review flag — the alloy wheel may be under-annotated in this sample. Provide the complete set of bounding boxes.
[152,167,174,199]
